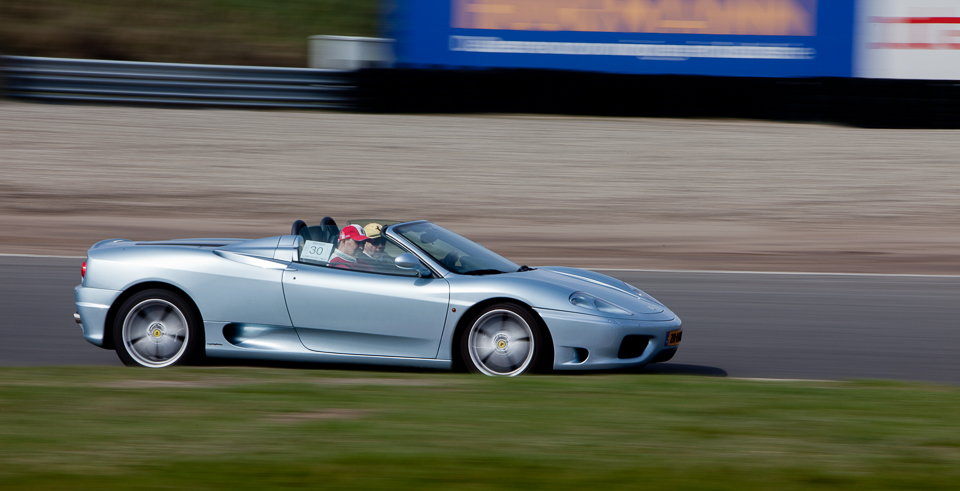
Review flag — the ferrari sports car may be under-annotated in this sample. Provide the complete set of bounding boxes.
[74,218,682,376]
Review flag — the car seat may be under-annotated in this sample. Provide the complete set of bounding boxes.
[291,217,339,244]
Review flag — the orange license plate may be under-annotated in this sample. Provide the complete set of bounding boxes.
[666,329,683,346]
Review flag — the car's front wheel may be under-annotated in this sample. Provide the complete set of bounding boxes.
[460,303,543,376]
[113,289,203,368]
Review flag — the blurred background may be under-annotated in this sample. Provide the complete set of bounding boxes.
[1,0,959,273]
[0,0,376,65]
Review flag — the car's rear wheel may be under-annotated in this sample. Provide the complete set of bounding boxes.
[113,289,203,368]
[461,303,542,376]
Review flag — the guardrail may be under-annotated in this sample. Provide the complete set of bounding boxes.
[1,56,353,109]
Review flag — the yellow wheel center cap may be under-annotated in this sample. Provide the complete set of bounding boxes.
[497,340,507,349]
[152,328,162,338]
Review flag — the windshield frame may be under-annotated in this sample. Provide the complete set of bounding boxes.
[389,221,519,276]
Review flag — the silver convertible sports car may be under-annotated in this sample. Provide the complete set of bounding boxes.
[74,218,682,376]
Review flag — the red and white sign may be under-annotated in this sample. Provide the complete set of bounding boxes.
[856,0,960,79]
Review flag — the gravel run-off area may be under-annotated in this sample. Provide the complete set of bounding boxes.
[1,101,958,274]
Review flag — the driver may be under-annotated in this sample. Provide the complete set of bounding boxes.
[328,224,374,272]
[357,223,389,269]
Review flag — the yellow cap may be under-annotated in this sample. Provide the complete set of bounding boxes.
[363,223,383,240]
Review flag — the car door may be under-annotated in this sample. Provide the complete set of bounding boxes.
[281,263,450,358]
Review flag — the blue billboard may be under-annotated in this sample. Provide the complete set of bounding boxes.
[386,0,856,77]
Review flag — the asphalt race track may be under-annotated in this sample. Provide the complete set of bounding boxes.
[605,269,960,384]
[1,255,958,384]
[0,256,121,367]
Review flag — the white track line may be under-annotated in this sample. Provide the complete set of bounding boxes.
[730,377,838,383]
[0,253,85,259]
[590,268,960,278]
[1,253,957,278]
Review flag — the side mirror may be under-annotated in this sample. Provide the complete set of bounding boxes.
[395,253,432,277]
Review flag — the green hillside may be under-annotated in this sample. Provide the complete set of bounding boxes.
[0,0,378,66]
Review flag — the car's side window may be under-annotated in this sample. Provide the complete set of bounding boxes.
[368,239,421,277]
[297,236,420,277]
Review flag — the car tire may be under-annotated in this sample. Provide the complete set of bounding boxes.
[112,289,204,368]
[460,303,543,376]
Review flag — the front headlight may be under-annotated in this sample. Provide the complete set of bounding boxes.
[569,292,632,316]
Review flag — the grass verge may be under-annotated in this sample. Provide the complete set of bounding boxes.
[1,367,958,490]
[0,0,378,66]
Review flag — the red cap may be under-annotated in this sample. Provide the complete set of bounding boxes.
[338,224,369,242]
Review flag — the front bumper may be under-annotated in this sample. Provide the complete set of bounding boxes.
[74,285,123,347]
[535,308,682,370]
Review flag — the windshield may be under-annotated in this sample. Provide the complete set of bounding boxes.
[393,222,519,275]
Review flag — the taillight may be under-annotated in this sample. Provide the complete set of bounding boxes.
[81,261,86,278]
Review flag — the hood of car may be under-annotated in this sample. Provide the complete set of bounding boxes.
[538,266,664,305]
[503,267,674,320]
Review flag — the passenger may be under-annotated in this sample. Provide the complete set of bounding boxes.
[357,223,388,269]
[328,224,374,272]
